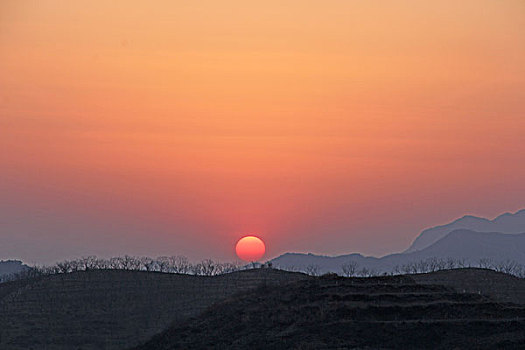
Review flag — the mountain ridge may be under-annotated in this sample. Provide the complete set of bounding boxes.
[270,229,525,275]
[407,209,525,252]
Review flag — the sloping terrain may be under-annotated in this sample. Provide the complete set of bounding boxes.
[137,270,525,350]
[0,268,308,350]
[412,268,525,305]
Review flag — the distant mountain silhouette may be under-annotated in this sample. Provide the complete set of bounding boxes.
[407,209,525,252]
[0,260,28,279]
[408,230,525,263]
[271,230,525,275]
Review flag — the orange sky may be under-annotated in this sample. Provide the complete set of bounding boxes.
[1,1,524,263]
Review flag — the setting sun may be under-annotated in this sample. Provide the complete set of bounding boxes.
[235,236,266,262]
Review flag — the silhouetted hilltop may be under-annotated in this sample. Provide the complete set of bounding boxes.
[412,268,525,305]
[136,269,525,350]
[407,209,525,252]
[0,268,308,350]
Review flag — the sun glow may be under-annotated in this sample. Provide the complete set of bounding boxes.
[235,236,266,262]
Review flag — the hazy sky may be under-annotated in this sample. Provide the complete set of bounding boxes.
[1,1,524,264]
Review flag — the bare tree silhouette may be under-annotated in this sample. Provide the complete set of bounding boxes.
[341,261,358,277]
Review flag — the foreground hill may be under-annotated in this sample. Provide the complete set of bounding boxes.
[0,268,308,350]
[137,269,525,350]
[271,230,525,274]
[411,268,525,305]
[407,208,525,252]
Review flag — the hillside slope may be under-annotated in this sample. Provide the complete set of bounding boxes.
[0,268,308,350]
[411,268,525,305]
[136,270,525,350]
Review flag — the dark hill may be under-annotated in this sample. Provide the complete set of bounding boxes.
[137,269,525,350]
[412,268,525,305]
[0,268,308,350]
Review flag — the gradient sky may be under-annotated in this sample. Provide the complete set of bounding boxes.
[1,1,524,264]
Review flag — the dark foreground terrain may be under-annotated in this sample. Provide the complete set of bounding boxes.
[0,268,523,349]
[0,268,307,349]
[137,269,525,350]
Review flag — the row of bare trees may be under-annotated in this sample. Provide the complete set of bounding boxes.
[392,257,525,277]
[278,257,525,278]
[3,255,525,282]
[2,255,243,282]
[48,255,241,275]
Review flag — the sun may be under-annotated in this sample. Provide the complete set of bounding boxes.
[235,236,266,262]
